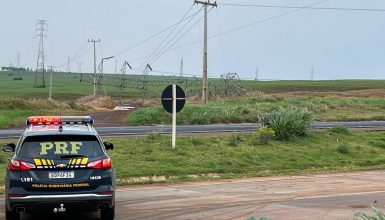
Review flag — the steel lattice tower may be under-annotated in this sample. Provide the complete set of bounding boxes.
[34,20,48,88]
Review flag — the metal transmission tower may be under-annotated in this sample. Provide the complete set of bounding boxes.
[117,61,133,105]
[34,20,48,88]
[255,68,259,81]
[140,64,152,105]
[16,52,21,68]
[195,0,217,104]
[88,39,100,96]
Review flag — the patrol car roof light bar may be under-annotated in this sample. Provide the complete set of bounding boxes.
[26,116,94,126]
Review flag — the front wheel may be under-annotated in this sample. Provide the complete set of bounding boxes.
[101,205,115,220]
[5,207,20,220]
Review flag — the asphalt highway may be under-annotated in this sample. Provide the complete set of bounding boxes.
[2,170,385,220]
[1,121,385,138]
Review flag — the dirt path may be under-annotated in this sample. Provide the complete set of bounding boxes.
[90,110,131,127]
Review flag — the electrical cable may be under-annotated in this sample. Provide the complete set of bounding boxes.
[112,4,197,58]
[136,6,201,72]
[170,0,330,52]
[218,3,385,12]
[146,7,205,67]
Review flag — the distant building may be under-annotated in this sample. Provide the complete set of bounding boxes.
[1,66,27,72]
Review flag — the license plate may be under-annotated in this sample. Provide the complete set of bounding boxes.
[49,171,74,179]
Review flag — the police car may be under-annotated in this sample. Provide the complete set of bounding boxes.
[3,116,115,220]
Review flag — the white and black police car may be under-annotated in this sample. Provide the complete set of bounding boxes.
[3,116,115,220]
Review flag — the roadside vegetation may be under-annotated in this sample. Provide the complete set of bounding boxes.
[0,96,117,129]
[126,96,385,125]
[1,129,384,185]
[354,206,385,220]
[4,71,385,128]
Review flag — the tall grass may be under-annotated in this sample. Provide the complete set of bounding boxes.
[261,108,312,140]
[126,96,385,125]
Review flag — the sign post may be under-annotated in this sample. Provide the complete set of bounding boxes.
[161,84,186,148]
[172,85,176,148]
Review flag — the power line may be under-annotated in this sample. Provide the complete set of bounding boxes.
[169,0,329,52]
[146,8,205,66]
[112,5,199,58]
[137,5,201,71]
[218,3,385,12]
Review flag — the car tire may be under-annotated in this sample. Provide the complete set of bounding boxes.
[5,207,20,220]
[101,205,115,220]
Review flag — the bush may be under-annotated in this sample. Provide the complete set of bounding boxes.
[329,126,349,134]
[147,132,162,141]
[354,206,385,220]
[337,144,349,154]
[252,126,276,145]
[228,132,243,147]
[260,108,312,140]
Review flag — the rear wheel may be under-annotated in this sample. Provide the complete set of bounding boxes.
[5,207,20,220]
[101,205,115,220]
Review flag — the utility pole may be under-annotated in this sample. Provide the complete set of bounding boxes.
[48,66,54,100]
[88,39,100,96]
[179,57,184,78]
[16,52,21,68]
[255,67,259,81]
[77,62,83,82]
[114,58,118,74]
[195,0,217,104]
[35,19,48,88]
[66,56,71,72]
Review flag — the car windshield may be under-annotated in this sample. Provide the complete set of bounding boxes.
[18,135,104,159]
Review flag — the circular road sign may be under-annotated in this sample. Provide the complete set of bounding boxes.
[161,85,186,113]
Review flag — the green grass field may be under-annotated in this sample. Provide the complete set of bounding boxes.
[3,70,385,128]
[1,130,385,185]
[3,70,385,100]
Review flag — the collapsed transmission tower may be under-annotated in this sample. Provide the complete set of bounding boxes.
[95,56,114,96]
[220,72,244,96]
[117,61,133,105]
[34,20,48,88]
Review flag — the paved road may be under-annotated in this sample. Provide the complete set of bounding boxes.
[1,121,385,139]
[2,170,385,220]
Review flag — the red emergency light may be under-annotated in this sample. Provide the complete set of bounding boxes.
[26,116,94,126]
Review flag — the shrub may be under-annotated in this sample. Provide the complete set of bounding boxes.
[337,144,349,154]
[191,137,203,146]
[354,206,385,220]
[147,132,162,141]
[260,108,312,140]
[228,132,243,147]
[252,126,276,145]
[329,126,349,134]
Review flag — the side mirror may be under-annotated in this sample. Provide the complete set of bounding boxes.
[3,143,16,153]
[104,142,114,150]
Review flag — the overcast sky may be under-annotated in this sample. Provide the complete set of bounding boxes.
[2,0,385,80]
